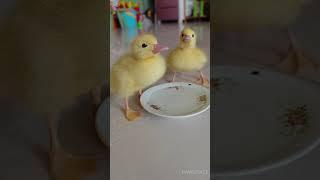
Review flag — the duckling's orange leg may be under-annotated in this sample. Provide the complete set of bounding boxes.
[123,97,141,121]
[274,30,318,75]
[196,71,209,86]
[137,90,143,107]
[170,72,176,82]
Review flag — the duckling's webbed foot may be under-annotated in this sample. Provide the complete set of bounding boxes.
[123,97,141,121]
[274,31,318,75]
[274,44,318,75]
[124,108,141,121]
[196,71,209,87]
[196,77,209,87]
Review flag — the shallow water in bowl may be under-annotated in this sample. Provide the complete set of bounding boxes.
[147,86,208,116]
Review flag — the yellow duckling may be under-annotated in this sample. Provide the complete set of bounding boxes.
[111,34,169,121]
[167,27,209,86]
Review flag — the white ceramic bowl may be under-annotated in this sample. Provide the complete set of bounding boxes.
[140,82,210,119]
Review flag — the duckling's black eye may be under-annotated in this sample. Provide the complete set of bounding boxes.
[181,34,184,37]
[192,34,194,37]
[142,43,148,48]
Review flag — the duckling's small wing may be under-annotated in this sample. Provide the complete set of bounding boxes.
[110,68,136,98]
[194,48,207,63]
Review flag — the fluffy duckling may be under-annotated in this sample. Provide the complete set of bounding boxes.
[111,34,168,121]
[167,27,209,86]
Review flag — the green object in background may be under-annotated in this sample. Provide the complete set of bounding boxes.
[192,0,198,17]
[200,0,205,17]
[137,21,143,29]
[193,0,205,17]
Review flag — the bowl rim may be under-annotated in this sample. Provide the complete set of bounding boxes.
[140,82,210,119]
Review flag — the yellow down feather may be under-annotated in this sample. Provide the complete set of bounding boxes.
[167,28,207,72]
[110,34,166,98]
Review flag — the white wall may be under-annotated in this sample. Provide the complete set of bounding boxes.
[178,0,185,26]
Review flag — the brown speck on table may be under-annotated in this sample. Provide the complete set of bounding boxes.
[150,104,161,110]
[198,95,207,103]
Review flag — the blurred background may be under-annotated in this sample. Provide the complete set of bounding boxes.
[110,0,210,50]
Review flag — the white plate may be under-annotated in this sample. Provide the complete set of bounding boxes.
[140,82,210,119]
[213,65,320,176]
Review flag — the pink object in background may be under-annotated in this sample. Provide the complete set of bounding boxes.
[155,0,179,21]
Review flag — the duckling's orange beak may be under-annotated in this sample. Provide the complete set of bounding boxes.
[153,44,169,54]
[183,35,191,42]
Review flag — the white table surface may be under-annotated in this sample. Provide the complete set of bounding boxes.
[110,105,210,180]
